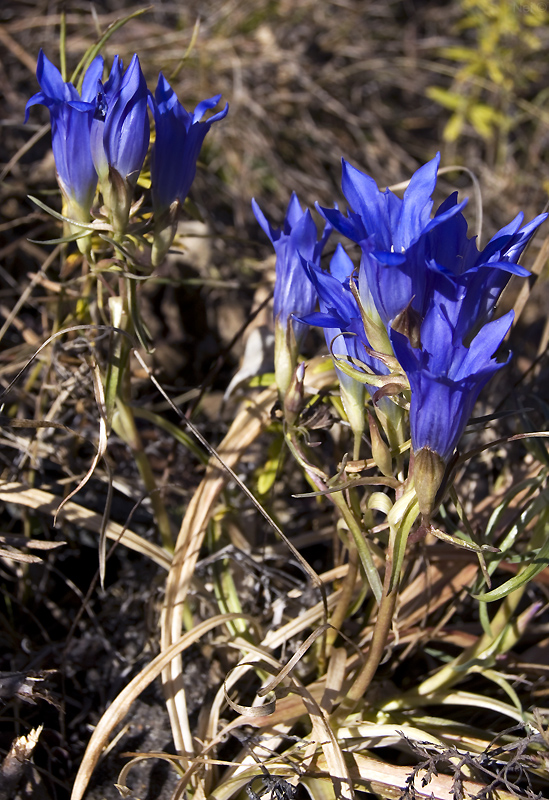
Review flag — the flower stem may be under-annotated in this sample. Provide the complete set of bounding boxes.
[338,553,397,714]
[326,543,359,652]
[113,397,174,551]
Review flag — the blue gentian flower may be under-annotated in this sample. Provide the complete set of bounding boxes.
[390,303,516,516]
[319,154,459,325]
[300,245,368,444]
[25,49,103,224]
[390,305,514,465]
[252,193,331,394]
[150,74,228,217]
[424,195,546,342]
[89,54,150,190]
[300,245,370,374]
[302,154,546,504]
[69,53,150,231]
[252,193,331,345]
[300,245,368,435]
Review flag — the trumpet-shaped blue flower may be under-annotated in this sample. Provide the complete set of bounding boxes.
[299,245,405,445]
[25,49,103,222]
[252,193,331,347]
[423,194,546,342]
[150,74,228,217]
[88,54,150,191]
[390,304,514,465]
[300,245,370,373]
[300,245,369,441]
[319,154,452,325]
[252,193,331,395]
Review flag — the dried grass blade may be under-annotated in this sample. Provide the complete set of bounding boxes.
[293,680,354,800]
[0,483,171,570]
[229,641,354,800]
[160,388,276,755]
[70,612,246,800]
[348,752,519,800]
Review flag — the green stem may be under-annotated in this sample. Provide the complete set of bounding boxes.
[107,283,174,551]
[338,553,397,714]
[285,427,382,603]
[330,491,382,604]
[113,397,174,551]
[326,543,359,652]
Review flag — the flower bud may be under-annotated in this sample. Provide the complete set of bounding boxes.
[412,446,446,518]
[368,412,392,477]
[90,55,150,232]
[283,362,306,425]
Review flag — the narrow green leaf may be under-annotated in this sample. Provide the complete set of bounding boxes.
[257,436,284,495]
[127,277,153,353]
[59,10,67,81]
[388,490,419,592]
[28,195,103,230]
[28,231,91,245]
[474,512,549,602]
[131,407,208,464]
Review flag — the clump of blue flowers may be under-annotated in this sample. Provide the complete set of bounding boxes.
[25,49,228,259]
[259,154,546,516]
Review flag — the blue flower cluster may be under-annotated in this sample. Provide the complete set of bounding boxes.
[26,50,228,241]
[255,155,546,506]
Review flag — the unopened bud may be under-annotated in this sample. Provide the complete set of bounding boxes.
[413,447,446,518]
[368,411,392,477]
[284,362,306,425]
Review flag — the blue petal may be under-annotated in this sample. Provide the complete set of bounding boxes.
[317,204,367,243]
[285,192,305,230]
[81,56,104,102]
[397,153,440,250]
[390,304,513,462]
[252,199,278,243]
[341,159,392,247]
[151,74,228,213]
[36,49,72,101]
[372,250,406,266]
[328,243,355,284]
[193,94,223,121]
[298,311,346,328]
